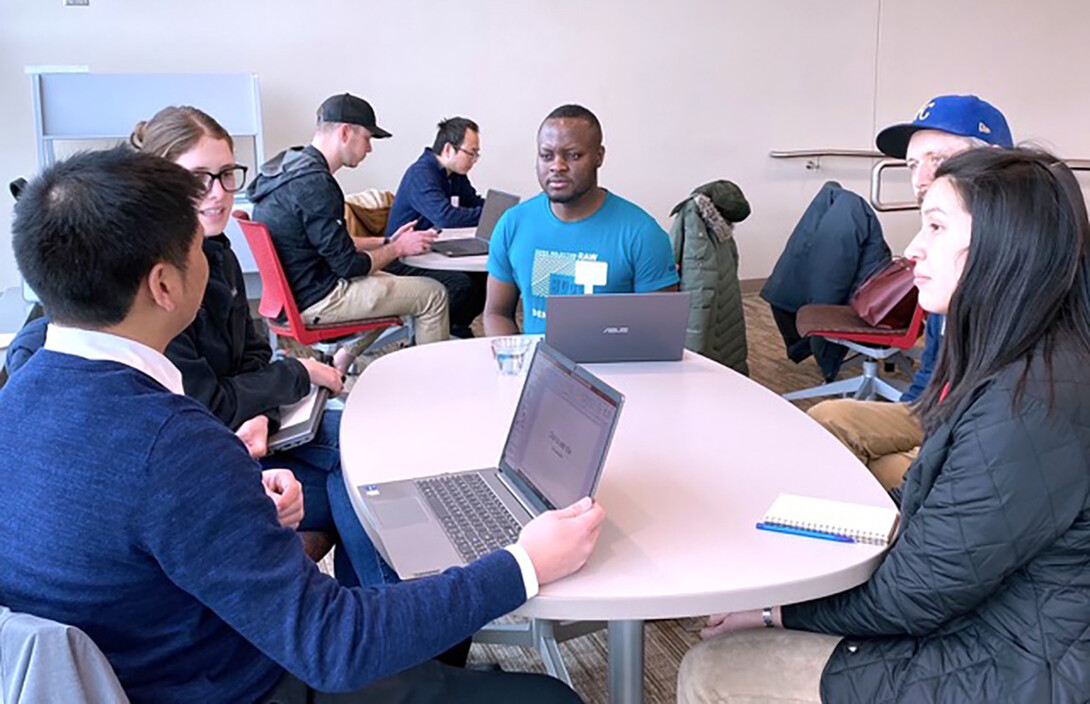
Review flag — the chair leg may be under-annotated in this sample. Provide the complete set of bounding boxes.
[783,375,868,401]
[872,378,906,402]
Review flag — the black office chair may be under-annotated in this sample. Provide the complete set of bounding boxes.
[9,178,27,202]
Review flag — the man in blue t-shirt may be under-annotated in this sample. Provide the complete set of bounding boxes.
[484,104,679,335]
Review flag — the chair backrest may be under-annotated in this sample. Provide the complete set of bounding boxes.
[0,606,129,703]
[232,211,307,338]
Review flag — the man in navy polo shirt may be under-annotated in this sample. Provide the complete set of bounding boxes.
[386,117,488,337]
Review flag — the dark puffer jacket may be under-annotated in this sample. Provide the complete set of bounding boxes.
[783,339,1090,703]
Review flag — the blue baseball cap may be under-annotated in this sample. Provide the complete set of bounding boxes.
[876,94,1013,159]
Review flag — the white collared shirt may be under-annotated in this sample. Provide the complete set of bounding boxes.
[44,324,185,395]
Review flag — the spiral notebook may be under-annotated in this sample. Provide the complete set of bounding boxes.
[756,493,900,546]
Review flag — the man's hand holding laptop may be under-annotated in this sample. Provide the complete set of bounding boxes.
[518,496,606,584]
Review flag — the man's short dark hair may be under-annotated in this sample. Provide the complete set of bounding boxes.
[541,104,603,141]
[12,147,203,327]
[432,117,479,154]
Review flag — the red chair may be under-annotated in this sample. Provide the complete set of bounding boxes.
[233,211,413,358]
[782,304,926,402]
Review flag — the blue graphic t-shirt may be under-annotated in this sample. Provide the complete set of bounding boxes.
[487,191,679,334]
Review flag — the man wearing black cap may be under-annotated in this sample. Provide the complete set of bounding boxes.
[807,94,1013,492]
[249,93,449,373]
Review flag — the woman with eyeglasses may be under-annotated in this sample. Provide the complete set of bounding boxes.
[129,106,388,588]
[678,148,1090,703]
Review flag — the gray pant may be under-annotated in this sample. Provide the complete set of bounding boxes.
[678,629,841,703]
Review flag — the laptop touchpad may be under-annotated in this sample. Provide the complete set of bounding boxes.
[374,498,429,529]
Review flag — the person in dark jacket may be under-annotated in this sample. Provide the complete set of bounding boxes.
[807,95,1013,490]
[680,147,1090,703]
[132,106,388,587]
[248,93,449,373]
[384,117,488,338]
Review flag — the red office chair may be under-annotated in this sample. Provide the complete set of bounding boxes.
[233,211,413,358]
[782,304,926,402]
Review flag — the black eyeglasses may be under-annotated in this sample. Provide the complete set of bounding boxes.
[193,165,249,194]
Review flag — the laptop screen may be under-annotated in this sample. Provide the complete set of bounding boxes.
[499,344,623,510]
[477,190,520,242]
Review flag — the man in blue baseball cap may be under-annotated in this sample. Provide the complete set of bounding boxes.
[878,94,1013,200]
[807,94,1013,491]
[678,94,1015,703]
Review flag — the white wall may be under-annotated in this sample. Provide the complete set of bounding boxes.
[2,0,1089,293]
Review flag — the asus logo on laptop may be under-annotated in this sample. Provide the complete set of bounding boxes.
[602,326,630,335]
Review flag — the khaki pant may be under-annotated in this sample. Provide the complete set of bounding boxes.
[807,399,923,490]
[678,629,841,703]
[302,272,449,355]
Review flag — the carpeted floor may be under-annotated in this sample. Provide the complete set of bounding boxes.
[318,293,911,703]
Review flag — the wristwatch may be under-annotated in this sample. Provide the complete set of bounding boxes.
[762,607,775,628]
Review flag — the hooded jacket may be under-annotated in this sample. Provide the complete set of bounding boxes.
[668,181,751,375]
[783,338,1090,702]
[248,146,373,312]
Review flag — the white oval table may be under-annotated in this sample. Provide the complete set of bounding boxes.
[400,226,488,272]
[341,338,894,703]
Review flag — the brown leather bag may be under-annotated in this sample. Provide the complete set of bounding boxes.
[849,257,918,328]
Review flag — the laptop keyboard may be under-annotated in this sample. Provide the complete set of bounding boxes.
[415,474,523,563]
[435,239,488,256]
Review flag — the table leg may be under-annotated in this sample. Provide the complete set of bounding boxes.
[607,620,644,704]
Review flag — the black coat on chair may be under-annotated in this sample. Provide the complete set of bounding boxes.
[761,181,890,379]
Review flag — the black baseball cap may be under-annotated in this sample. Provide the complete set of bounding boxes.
[317,93,391,139]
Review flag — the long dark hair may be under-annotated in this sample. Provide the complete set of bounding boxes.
[916,147,1090,432]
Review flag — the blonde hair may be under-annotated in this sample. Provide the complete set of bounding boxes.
[129,106,233,161]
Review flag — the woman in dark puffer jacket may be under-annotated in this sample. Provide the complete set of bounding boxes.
[679,147,1090,703]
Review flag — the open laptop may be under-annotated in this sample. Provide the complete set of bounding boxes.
[267,385,330,454]
[545,292,692,363]
[356,343,624,579]
[430,189,520,257]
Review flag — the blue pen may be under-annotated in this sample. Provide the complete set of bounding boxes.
[755,522,855,543]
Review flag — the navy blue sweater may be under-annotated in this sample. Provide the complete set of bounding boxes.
[386,148,485,235]
[0,352,526,703]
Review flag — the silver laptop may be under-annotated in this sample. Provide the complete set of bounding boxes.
[267,385,329,454]
[545,292,692,363]
[431,189,520,257]
[356,343,624,579]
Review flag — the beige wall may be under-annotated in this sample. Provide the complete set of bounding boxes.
[2,0,1088,293]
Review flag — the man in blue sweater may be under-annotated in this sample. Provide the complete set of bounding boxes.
[806,95,1012,491]
[0,147,603,702]
[385,117,488,337]
[387,117,485,233]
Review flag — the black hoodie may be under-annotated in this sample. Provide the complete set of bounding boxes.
[248,145,373,312]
